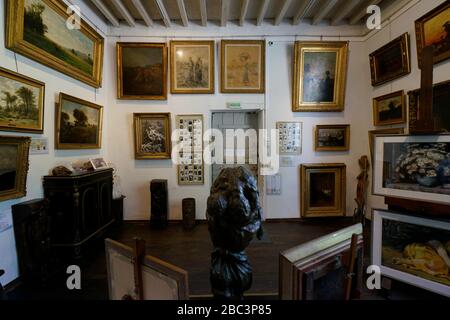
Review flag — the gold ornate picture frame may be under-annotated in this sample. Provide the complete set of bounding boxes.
[220,40,265,94]
[300,163,346,218]
[373,90,406,126]
[0,135,31,202]
[170,41,215,94]
[134,113,172,160]
[315,125,350,152]
[5,0,104,88]
[293,41,348,112]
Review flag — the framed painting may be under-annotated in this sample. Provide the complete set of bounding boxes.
[90,157,108,170]
[55,93,103,149]
[176,114,204,185]
[300,163,346,218]
[368,128,404,161]
[369,33,411,86]
[314,125,350,152]
[0,67,45,133]
[5,0,104,88]
[117,43,167,100]
[372,134,450,204]
[0,136,31,202]
[373,90,406,126]
[292,41,348,112]
[277,122,302,155]
[134,113,171,160]
[415,1,450,68]
[220,40,265,93]
[372,209,450,297]
[170,41,214,94]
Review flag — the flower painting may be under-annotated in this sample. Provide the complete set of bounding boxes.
[134,113,171,160]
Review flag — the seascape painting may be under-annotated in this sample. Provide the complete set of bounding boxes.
[373,91,405,126]
[0,144,18,193]
[310,172,336,208]
[134,113,171,159]
[303,52,336,103]
[0,68,44,133]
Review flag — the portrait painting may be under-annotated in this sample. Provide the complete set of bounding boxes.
[369,33,410,86]
[170,41,214,94]
[300,163,346,218]
[415,1,450,67]
[0,136,30,202]
[117,43,167,100]
[373,91,406,126]
[293,41,348,112]
[221,40,265,93]
[134,113,171,160]
[315,125,350,152]
[372,210,450,297]
[5,0,104,88]
[55,93,103,149]
[0,67,45,133]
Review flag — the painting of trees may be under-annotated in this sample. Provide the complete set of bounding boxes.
[59,104,100,146]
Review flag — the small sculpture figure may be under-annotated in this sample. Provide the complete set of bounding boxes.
[354,156,370,224]
[51,166,72,176]
[206,166,263,300]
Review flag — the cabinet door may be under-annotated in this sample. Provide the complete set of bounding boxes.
[81,187,99,237]
[100,181,113,224]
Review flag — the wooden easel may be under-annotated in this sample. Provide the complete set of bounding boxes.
[344,234,359,301]
[122,238,146,300]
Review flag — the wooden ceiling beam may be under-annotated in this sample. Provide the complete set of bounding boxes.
[331,0,361,25]
[349,0,382,25]
[256,0,271,26]
[275,0,292,26]
[110,0,135,27]
[312,0,339,25]
[293,0,316,25]
[221,0,229,27]
[199,0,207,26]
[176,0,189,27]
[91,0,120,27]
[239,0,250,26]
[155,0,172,27]
[131,0,153,27]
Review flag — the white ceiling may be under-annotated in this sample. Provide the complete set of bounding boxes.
[84,0,411,29]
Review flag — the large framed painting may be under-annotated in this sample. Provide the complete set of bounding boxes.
[220,40,265,93]
[292,41,348,112]
[170,41,214,94]
[415,1,450,68]
[300,163,346,218]
[0,67,45,133]
[117,43,167,100]
[372,90,406,126]
[369,33,410,86]
[314,125,350,152]
[372,134,450,204]
[0,136,30,202]
[368,128,404,162]
[408,80,450,133]
[134,113,171,160]
[5,0,104,88]
[176,114,204,185]
[55,93,103,149]
[372,209,450,297]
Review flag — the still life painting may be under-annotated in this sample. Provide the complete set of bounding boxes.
[221,40,265,93]
[372,210,450,297]
[373,91,406,126]
[117,43,167,100]
[5,0,104,88]
[415,1,450,67]
[134,113,171,160]
[0,67,45,133]
[55,93,103,149]
[293,41,348,112]
[170,41,214,94]
[315,125,350,152]
[0,135,30,202]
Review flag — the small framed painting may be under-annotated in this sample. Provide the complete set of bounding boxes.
[55,93,103,149]
[117,43,167,100]
[372,209,450,297]
[170,41,214,94]
[0,135,31,202]
[277,122,302,155]
[415,1,450,68]
[373,90,406,126]
[315,125,350,152]
[292,41,349,112]
[372,134,450,204]
[0,67,45,133]
[30,137,49,155]
[220,40,265,93]
[134,113,171,160]
[90,157,108,170]
[369,33,411,86]
[300,163,346,218]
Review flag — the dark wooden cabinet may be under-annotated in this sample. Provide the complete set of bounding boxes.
[43,169,114,259]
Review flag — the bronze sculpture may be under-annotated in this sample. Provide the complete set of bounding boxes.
[206,166,263,299]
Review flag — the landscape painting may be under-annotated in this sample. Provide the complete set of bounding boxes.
[134,113,171,159]
[56,93,103,149]
[221,40,265,93]
[0,67,44,133]
[373,91,406,126]
[0,136,30,202]
[117,43,167,100]
[315,125,350,151]
[415,1,450,67]
[171,41,214,94]
[6,0,104,88]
